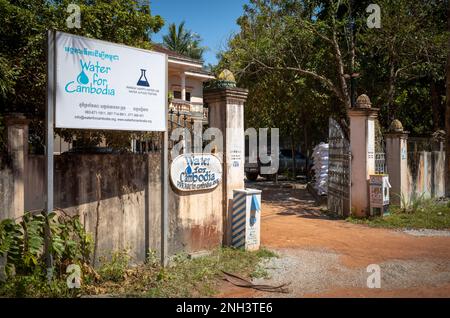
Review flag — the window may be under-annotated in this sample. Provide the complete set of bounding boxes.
[173,91,191,102]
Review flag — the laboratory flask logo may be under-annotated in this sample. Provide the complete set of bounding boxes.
[137,69,150,87]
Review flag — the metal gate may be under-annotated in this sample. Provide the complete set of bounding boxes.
[327,118,351,217]
[375,121,386,174]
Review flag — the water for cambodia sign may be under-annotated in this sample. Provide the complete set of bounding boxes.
[54,31,167,131]
[170,154,222,191]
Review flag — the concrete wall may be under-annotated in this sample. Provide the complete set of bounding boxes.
[0,156,14,220]
[186,77,203,104]
[407,150,445,199]
[1,153,223,264]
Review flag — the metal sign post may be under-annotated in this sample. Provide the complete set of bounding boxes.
[161,131,168,266]
[45,30,55,280]
[161,55,169,267]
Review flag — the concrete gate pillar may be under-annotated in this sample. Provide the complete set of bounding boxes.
[203,74,248,245]
[4,113,29,219]
[385,119,409,207]
[349,95,379,217]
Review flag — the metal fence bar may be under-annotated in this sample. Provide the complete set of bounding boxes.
[375,152,386,174]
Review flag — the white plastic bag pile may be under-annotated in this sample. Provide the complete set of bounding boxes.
[312,143,329,195]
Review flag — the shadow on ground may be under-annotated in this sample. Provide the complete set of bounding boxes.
[246,179,332,220]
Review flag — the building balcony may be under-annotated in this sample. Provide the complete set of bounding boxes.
[169,99,208,122]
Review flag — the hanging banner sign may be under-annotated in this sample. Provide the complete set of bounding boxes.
[54,31,167,131]
[170,154,222,191]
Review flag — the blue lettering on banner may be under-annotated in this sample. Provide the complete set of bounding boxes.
[65,59,116,96]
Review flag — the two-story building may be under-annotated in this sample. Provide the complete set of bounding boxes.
[153,44,214,126]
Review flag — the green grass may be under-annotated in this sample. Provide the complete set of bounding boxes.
[82,246,277,298]
[97,250,131,283]
[141,247,277,298]
[346,198,450,230]
[1,247,277,298]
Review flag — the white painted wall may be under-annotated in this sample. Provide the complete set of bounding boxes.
[169,74,204,104]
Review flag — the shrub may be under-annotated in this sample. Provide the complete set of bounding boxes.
[397,192,428,214]
[98,250,131,282]
[0,210,93,285]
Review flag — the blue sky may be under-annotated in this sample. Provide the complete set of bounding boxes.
[150,0,249,65]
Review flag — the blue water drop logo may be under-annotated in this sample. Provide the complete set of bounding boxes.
[77,70,89,85]
[77,60,89,85]
[185,163,192,175]
[185,157,193,175]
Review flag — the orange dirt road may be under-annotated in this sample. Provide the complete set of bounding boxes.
[219,181,450,298]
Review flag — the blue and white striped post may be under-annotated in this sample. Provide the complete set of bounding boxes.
[231,189,262,251]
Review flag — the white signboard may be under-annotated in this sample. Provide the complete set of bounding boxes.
[369,175,390,206]
[55,31,167,131]
[170,154,222,191]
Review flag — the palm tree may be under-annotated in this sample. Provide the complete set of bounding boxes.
[162,21,206,60]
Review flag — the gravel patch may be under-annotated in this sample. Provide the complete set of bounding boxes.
[253,248,365,297]
[253,248,450,297]
[402,229,450,237]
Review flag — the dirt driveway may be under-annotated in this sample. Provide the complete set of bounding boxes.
[219,181,450,298]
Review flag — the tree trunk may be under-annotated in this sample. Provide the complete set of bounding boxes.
[333,37,352,109]
[431,81,441,131]
[291,134,296,180]
[331,15,351,110]
[304,125,310,180]
[349,1,357,107]
[445,1,450,196]
[387,59,396,122]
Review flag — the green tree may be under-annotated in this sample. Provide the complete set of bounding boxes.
[220,0,447,147]
[162,21,206,60]
[358,0,447,129]
[219,0,356,153]
[0,0,164,151]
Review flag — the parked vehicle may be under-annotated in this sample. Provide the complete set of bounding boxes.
[66,146,120,154]
[245,148,311,181]
[278,149,308,175]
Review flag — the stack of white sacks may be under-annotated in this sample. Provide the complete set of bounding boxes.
[312,143,329,195]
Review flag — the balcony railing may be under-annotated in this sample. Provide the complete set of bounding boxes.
[169,99,190,114]
[169,99,207,121]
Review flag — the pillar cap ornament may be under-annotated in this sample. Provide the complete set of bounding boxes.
[205,69,237,89]
[349,94,379,117]
[385,119,409,138]
[3,113,29,126]
[218,69,236,83]
[355,94,372,108]
[389,119,404,132]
